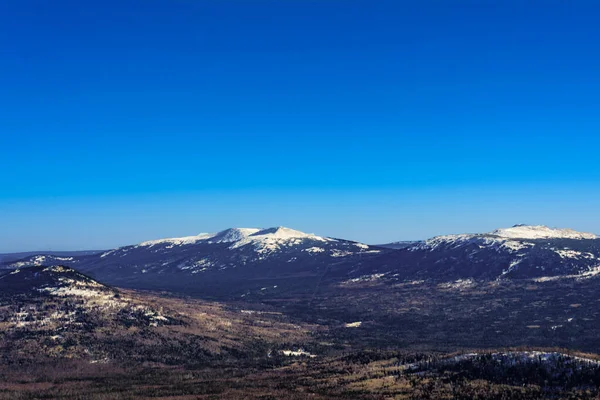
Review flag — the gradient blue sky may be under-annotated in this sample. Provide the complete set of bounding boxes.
[1,1,599,251]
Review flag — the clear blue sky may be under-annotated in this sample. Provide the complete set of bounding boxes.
[1,1,599,251]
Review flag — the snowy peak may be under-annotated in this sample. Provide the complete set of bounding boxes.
[490,225,598,240]
[229,227,332,252]
[209,228,262,243]
[135,227,327,249]
[212,226,324,243]
[135,228,261,248]
[251,227,318,240]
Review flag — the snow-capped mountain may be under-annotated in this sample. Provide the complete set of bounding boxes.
[3,227,386,297]
[363,225,600,281]
[119,227,341,258]
[6,224,600,296]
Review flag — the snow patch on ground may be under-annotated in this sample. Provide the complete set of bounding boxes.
[178,258,214,272]
[344,273,387,284]
[501,241,533,252]
[554,249,596,259]
[331,250,354,258]
[580,265,600,278]
[282,349,316,358]
[533,265,600,282]
[304,247,325,254]
[438,279,476,290]
[501,258,524,276]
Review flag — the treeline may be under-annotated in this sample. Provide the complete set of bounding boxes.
[408,353,600,390]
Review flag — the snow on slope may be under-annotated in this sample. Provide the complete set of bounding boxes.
[91,227,356,266]
[7,228,378,284]
[229,227,334,254]
[138,233,215,247]
[135,228,267,249]
[209,228,262,243]
[132,227,332,252]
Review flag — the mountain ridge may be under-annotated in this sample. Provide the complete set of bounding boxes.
[3,224,599,297]
[2,226,385,298]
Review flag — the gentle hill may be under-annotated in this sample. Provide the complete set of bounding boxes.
[0,265,320,365]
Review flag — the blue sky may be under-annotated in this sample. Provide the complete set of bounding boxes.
[1,1,599,251]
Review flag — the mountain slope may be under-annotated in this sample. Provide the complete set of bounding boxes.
[3,227,388,298]
[0,265,174,332]
[0,264,116,297]
[357,225,600,282]
[0,265,321,364]
[5,224,600,298]
[0,265,174,362]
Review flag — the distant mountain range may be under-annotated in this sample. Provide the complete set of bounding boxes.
[377,240,421,249]
[0,250,103,264]
[3,225,599,298]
